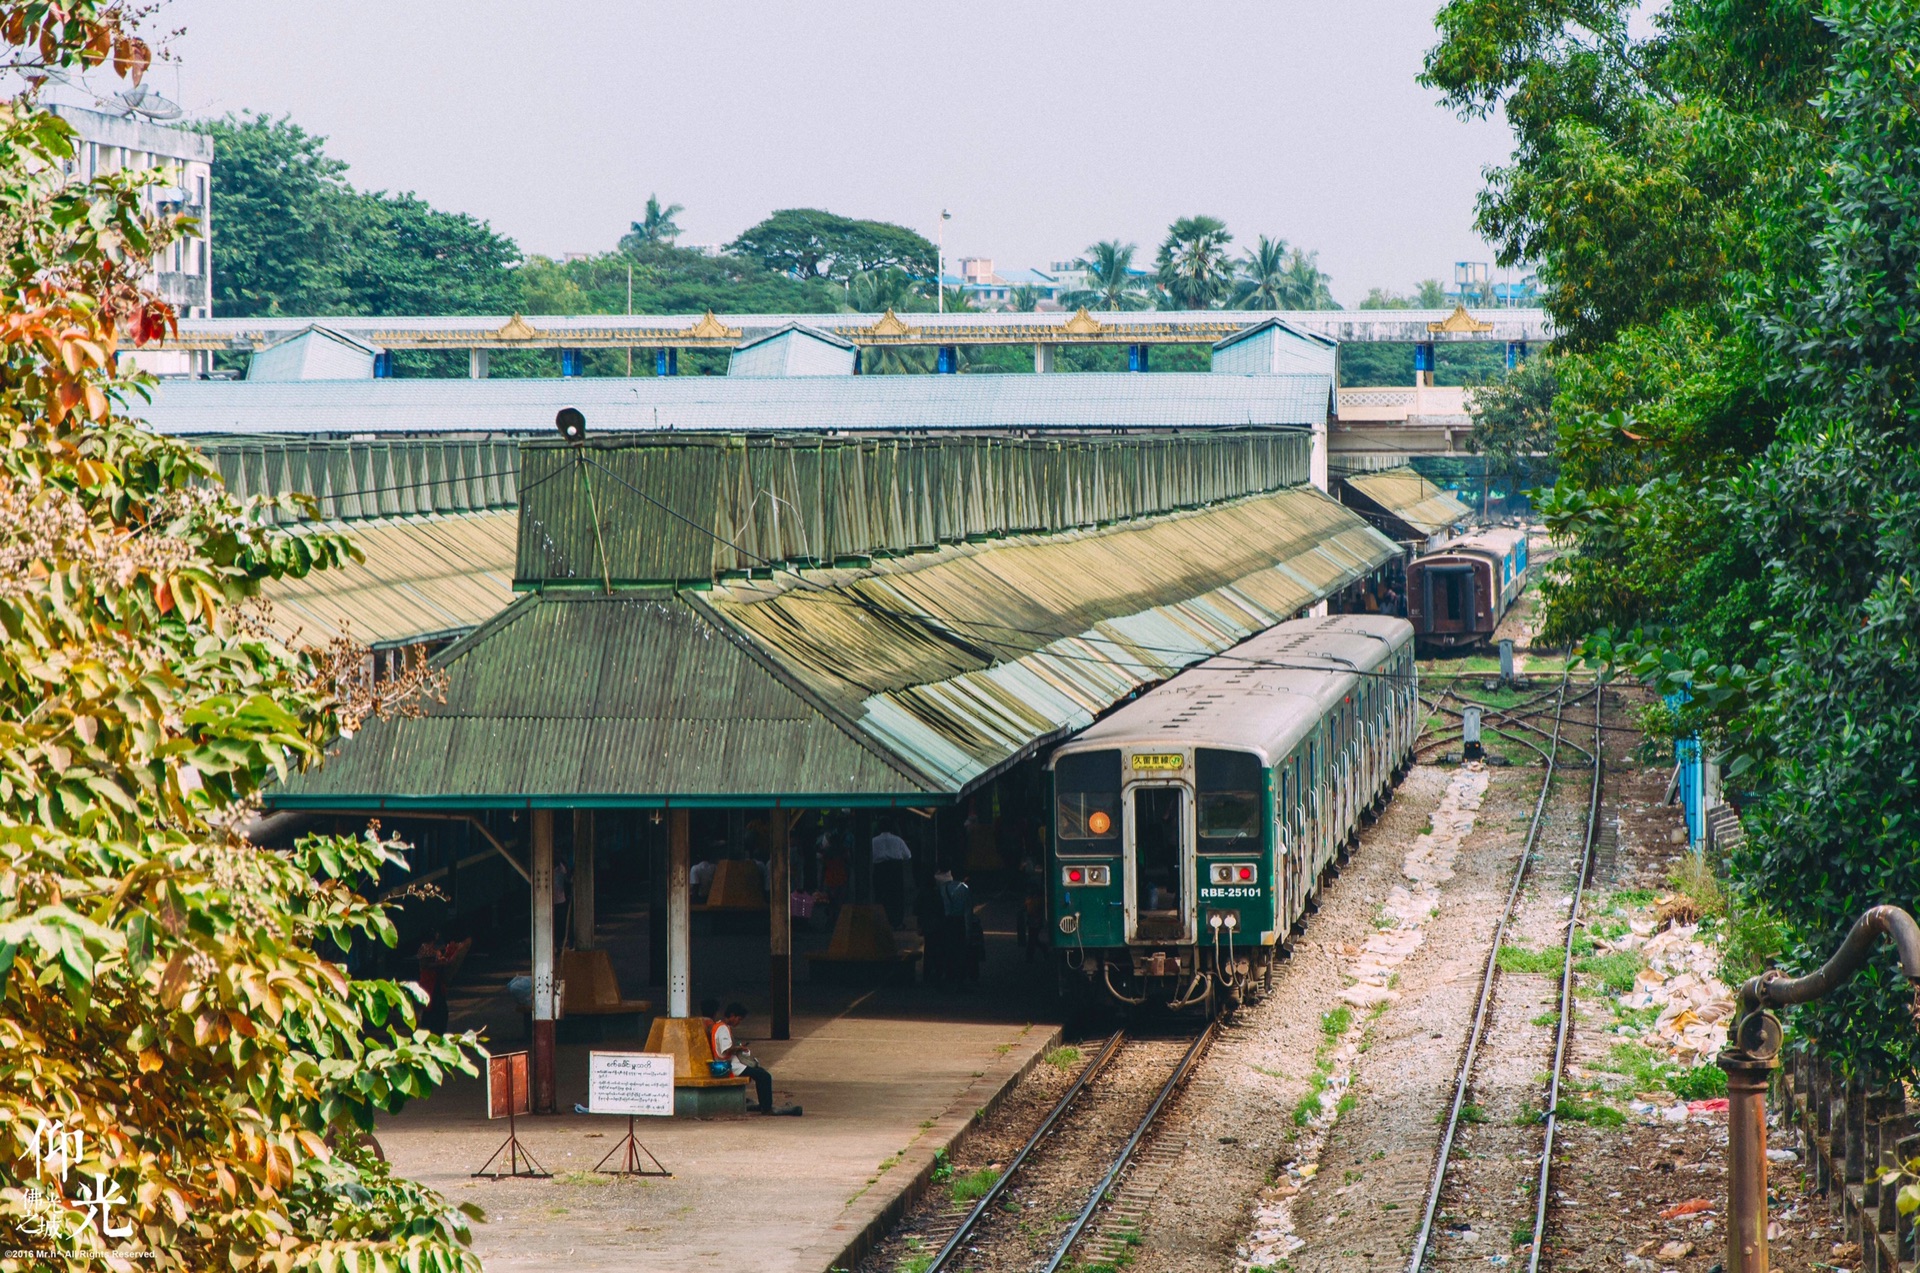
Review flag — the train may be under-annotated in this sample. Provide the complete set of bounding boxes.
[1405,528,1530,649]
[1046,614,1418,1014]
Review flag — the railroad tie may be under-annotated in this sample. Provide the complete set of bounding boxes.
[1084,1135,1190,1262]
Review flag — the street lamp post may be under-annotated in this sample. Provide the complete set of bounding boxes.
[938,208,951,315]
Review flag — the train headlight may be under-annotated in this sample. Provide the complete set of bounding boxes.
[1087,810,1112,835]
[1058,913,1080,935]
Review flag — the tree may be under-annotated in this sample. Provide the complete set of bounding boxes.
[1277,248,1337,309]
[621,193,684,251]
[1358,279,1448,309]
[1060,240,1148,312]
[0,9,479,1270]
[190,113,357,315]
[1010,284,1041,312]
[193,114,519,319]
[1467,352,1559,500]
[1155,214,1235,309]
[1233,235,1291,309]
[342,191,520,316]
[727,208,936,284]
[847,266,927,314]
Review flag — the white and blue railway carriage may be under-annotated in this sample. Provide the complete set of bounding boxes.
[1047,615,1418,1012]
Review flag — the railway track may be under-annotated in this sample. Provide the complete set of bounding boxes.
[1406,674,1606,1273]
[913,1024,1218,1273]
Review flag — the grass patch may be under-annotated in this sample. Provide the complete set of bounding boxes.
[1721,899,1790,985]
[1554,1098,1625,1126]
[950,1166,1000,1205]
[931,1150,952,1184]
[1250,1064,1289,1080]
[1496,944,1564,976]
[1460,1102,1490,1124]
[1575,949,1643,995]
[1609,888,1657,910]
[1293,1063,1333,1126]
[1322,1005,1353,1039]
[1530,1010,1560,1028]
[1043,1045,1082,1072]
[1667,856,1727,919]
[1669,1064,1729,1101]
[897,1241,934,1273]
[1590,915,1632,942]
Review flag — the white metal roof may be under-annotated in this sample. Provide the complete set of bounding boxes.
[130,372,1334,436]
[1053,614,1413,768]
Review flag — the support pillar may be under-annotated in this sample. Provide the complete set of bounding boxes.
[1127,343,1149,372]
[1413,341,1435,387]
[1719,1052,1779,1273]
[373,350,394,379]
[647,818,667,985]
[668,808,691,1019]
[655,347,679,376]
[936,345,958,374]
[530,809,557,1115]
[572,809,596,951]
[1506,339,1527,370]
[770,809,791,1041]
[469,347,489,379]
[1310,419,1329,493]
[1034,342,1055,373]
[560,348,584,378]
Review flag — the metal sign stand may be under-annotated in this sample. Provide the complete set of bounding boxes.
[473,1061,550,1179]
[593,1115,672,1177]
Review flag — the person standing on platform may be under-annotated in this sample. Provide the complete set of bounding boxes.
[941,867,978,988]
[871,823,912,929]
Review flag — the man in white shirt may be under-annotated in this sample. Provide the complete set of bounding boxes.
[871,826,912,928]
[709,1002,801,1117]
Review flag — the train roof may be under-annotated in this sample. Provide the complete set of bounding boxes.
[1051,614,1413,768]
[1419,526,1529,561]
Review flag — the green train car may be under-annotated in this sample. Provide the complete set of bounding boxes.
[1048,615,1418,1013]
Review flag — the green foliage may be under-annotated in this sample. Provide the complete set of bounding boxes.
[1062,240,1150,312]
[949,1166,1000,1205]
[1468,352,1560,498]
[1496,943,1562,976]
[1321,1004,1352,1039]
[727,207,935,283]
[194,113,519,321]
[1156,215,1236,310]
[1668,1064,1728,1101]
[0,39,480,1273]
[1358,280,1447,309]
[620,194,684,251]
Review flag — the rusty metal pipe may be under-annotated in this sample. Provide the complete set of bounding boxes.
[1718,904,1920,1273]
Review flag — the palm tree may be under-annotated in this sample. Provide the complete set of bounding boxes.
[848,266,924,313]
[1277,248,1338,309]
[622,194,684,251]
[1010,284,1042,312]
[1156,215,1236,309]
[1233,235,1292,309]
[1060,240,1149,311]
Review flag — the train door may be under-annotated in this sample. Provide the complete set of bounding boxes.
[1124,783,1192,943]
[1423,564,1477,635]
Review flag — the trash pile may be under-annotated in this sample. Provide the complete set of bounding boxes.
[1601,910,1738,1064]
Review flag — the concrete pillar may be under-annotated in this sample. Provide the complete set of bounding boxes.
[1506,340,1527,370]
[469,348,489,379]
[936,345,958,374]
[373,351,394,379]
[668,808,691,1019]
[1034,342,1055,373]
[1127,344,1149,372]
[655,348,679,376]
[571,809,595,951]
[560,348,584,378]
[647,818,667,985]
[770,810,791,1041]
[1310,420,1329,493]
[530,809,556,1114]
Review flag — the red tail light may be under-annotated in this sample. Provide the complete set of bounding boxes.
[1237,866,1254,882]
[1068,868,1084,883]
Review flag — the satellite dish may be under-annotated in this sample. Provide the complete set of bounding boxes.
[108,84,183,121]
[555,406,586,443]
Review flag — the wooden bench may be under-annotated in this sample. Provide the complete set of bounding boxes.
[643,1016,750,1118]
[693,860,770,933]
[520,949,653,1042]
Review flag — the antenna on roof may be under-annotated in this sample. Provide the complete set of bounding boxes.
[106,83,184,121]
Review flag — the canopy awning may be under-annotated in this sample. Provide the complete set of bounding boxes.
[271,485,1397,810]
[1342,467,1472,540]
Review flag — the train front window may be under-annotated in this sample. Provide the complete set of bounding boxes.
[1197,748,1263,849]
[1055,749,1121,849]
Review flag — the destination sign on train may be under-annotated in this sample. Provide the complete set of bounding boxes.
[1131,754,1185,771]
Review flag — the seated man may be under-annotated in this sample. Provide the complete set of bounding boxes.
[708,1002,801,1117]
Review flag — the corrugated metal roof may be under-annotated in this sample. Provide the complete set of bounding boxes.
[129,372,1333,437]
[1344,467,1473,538]
[199,436,520,523]
[263,511,518,648]
[269,485,1396,808]
[516,430,1312,584]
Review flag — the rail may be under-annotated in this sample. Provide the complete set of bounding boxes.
[922,1030,1127,1273]
[1043,1023,1220,1273]
[1407,674,1604,1270]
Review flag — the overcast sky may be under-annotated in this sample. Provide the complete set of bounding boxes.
[144,0,1518,306]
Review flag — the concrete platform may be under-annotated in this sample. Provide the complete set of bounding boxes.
[374,989,1058,1271]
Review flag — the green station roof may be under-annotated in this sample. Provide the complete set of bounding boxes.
[274,482,1396,810]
